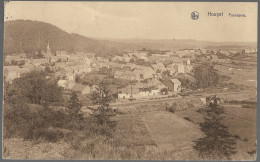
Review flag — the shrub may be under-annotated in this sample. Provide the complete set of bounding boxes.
[248,150,256,156]
[30,128,64,143]
[184,117,192,122]
[165,102,177,113]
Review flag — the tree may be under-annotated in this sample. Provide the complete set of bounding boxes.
[12,70,62,104]
[193,62,219,89]
[129,58,134,63]
[193,96,237,160]
[89,81,114,110]
[241,49,246,55]
[75,74,81,83]
[88,81,117,137]
[66,92,83,119]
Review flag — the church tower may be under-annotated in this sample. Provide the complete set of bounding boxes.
[46,41,52,62]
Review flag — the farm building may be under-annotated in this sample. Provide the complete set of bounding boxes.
[118,85,140,99]
[163,78,182,92]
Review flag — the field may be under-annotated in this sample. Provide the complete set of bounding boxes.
[4,93,256,160]
[176,103,257,160]
[214,56,257,92]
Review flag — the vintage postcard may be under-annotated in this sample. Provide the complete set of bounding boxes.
[2,1,258,160]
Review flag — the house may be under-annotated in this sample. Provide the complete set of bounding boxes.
[133,52,149,61]
[142,78,166,89]
[133,69,154,80]
[218,50,231,56]
[124,71,138,80]
[138,87,160,97]
[114,70,125,79]
[112,55,125,62]
[149,54,169,62]
[72,84,91,95]
[151,64,161,72]
[217,59,231,63]
[200,48,208,54]
[76,64,92,74]
[91,85,99,92]
[175,50,197,58]
[244,49,257,54]
[182,58,191,65]
[84,57,92,66]
[229,50,239,55]
[63,81,76,90]
[210,55,218,62]
[56,51,69,62]
[108,62,124,69]
[170,79,181,92]
[96,57,104,62]
[171,57,183,64]
[135,79,165,97]
[118,85,140,99]
[123,54,132,62]
[175,63,185,74]
[124,63,138,70]
[163,78,181,92]
[166,63,177,75]
[114,70,138,80]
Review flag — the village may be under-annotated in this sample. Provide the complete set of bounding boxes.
[4,41,257,105]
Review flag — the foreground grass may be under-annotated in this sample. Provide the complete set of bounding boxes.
[3,111,201,160]
[3,97,256,160]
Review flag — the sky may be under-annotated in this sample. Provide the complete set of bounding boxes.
[4,1,258,42]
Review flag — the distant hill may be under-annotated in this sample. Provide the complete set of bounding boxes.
[4,20,257,56]
[106,39,257,51]
[4,20,114,55]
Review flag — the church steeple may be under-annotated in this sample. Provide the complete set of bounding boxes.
[46,41,51,53]
[46,41,52,63]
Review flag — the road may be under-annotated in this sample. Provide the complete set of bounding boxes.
[84,90,255,109]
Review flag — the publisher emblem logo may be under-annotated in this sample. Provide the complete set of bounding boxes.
[191,11,199,20]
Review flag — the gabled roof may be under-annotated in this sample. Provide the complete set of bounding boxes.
[114,70,124,77]
[118,85,140,94]
[72,84,88,92]
[170,79,181,85]
[108,62,124,68]
[151,64,160,70]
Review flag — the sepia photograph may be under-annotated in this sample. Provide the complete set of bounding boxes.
[2,1,258,160]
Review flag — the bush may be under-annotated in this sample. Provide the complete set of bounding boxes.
[184,117,192,122]
[165,102,177,113]
[4,103,116,143]
[88,111,117,137]
[30,128,64,143]
[4,103,67,142]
